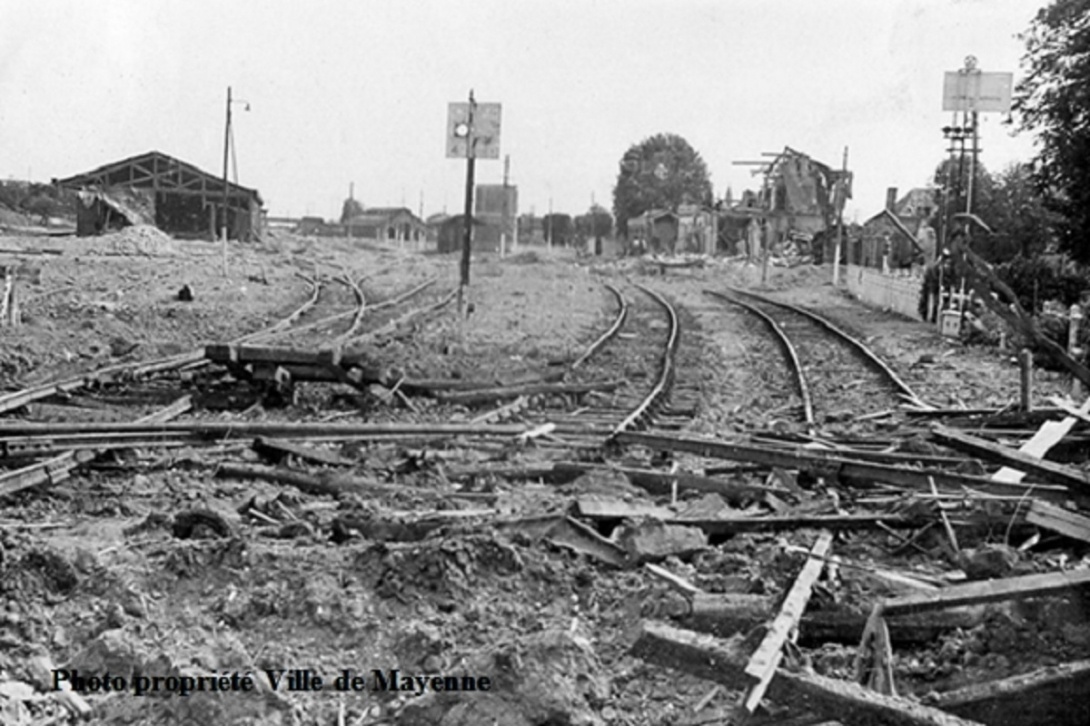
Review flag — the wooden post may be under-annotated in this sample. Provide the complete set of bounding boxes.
[832,146,848,286]
[459,91,477,313]
[1020,348,1034,412]
[222,85,232,277]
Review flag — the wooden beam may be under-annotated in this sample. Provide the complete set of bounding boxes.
[932,658,1090,725]
[881,569,1090,617]
[931,424,1090,490]
[630,621,979,725]
[1024,499,1090,544]
[574,497,920,533]
[614,431,1071,502]
[742,531,833,712]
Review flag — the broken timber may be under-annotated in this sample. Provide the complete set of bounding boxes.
[1024,499,1090,544]
[930,658,1090,725]
[0,396,192,499]
[930,423,1090,491]
[574,497,920,533]
[880,568,1090,617]
[613,431,1071,502]
[630,621,979,725]
[742,531,833,713]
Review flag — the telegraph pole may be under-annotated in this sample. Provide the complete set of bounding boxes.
[221,86,232,275]
[832,146,849,287]
[459,90,477,304]
[501,154,510,258]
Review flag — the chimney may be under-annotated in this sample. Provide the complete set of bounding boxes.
[885,187,898,213]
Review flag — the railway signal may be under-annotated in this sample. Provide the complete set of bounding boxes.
[447,92,502,312]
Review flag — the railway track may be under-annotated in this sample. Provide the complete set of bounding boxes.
[706,287,924,429]
[501,280,695,450]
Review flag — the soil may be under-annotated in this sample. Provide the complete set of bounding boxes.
[1,234,1088,726]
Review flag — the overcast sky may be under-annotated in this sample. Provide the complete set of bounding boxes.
[1,0,1040,222]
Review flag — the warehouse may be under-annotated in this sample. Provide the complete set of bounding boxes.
[54,150,264,241]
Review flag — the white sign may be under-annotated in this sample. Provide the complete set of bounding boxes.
[943,71,1013,113]
[446,102,502,159]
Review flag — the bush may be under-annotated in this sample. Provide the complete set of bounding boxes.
[993,256,1088,313]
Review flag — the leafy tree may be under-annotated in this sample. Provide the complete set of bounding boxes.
[574,204,613,241]
[541,213,574,246]
[612,133,713,237]
[1014,0,1090,262]
[987,163,1060,260]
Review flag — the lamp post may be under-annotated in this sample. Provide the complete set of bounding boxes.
[221,86,250,275]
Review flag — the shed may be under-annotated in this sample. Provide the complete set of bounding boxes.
[861,208,921,269]
[54,151,264,241]
[345,207,427,246]
[437,215,487,254]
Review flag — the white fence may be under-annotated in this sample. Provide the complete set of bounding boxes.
[840,265,921,320]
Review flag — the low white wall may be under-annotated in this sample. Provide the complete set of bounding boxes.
[841,265,921,320]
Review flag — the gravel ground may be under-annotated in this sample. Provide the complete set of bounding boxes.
[1,238,1087,726]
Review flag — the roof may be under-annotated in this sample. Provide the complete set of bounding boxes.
[54,150,262,204]
[863,208,919,248]
[360,206,423,221]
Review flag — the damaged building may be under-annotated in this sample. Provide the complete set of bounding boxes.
[54,151,264,241]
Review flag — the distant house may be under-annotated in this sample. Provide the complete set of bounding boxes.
[860,208,920,269]
[345,207,427,247]
[425,212,451,244]
[437,215,487,254]
[54,150,263,241]
[627,210,679,253]
[474,184,518,252]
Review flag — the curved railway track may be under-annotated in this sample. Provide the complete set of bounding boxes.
[706,287,923,427]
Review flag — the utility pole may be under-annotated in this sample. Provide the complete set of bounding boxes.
[832,146,849,287]
[221,86,232,276]
[459,90,477,307]
[501,154,510,258]
[347,182,355,242]
[547,194,553,249]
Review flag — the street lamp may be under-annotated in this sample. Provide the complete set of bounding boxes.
[222,86,250,273]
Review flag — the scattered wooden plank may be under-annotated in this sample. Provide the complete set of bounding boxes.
[614,431,1071,503]
[1024,499,1090,544]
[574,497,921,533]
[0,396,192,498]
[881,568,1090,617]
[799,608,982,646]
[931,658,1090,725]
[630,621,979,725]
[216,463,405,498]
[742,531,834,713]
[991,397,1090,483]
[645,563,701,597]
[931,424,1090,491]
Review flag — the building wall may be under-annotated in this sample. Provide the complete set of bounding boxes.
[840,265,921,320]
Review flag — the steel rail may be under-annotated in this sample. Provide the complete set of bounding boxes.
[0,272,324,417]
[571,283,628,370]
[608,283,680,439]
[705,290,815,429]
[722,286,924,406]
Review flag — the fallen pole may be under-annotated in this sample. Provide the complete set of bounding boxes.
[630,621,979,725]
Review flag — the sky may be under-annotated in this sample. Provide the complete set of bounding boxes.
[0,0,1043,222]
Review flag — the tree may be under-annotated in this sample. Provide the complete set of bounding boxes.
[987,163,1060,260]
[1014,0,1090,262]
[612,133,713,237]
[574,204,613,241]
[541,213,574,246]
